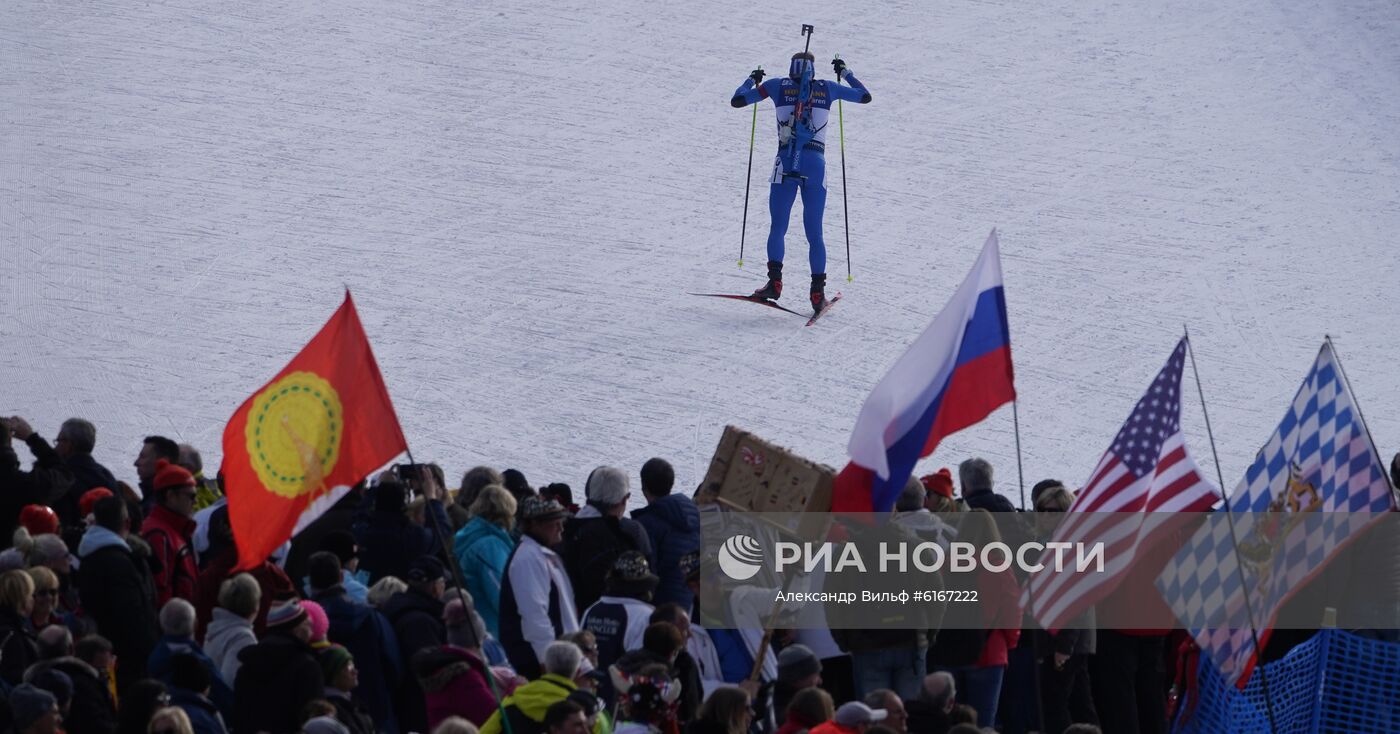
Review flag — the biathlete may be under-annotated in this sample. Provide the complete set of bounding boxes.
[731,51,871,313]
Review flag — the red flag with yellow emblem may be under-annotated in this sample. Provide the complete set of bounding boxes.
[223,291,406,571]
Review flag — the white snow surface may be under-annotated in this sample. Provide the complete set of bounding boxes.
[4,0,1399,508]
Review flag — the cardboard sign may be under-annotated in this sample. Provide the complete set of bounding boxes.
[696,425,834,515]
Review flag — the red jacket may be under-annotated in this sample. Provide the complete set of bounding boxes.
[975,568,1022,668]
[416,646,499,729]
[141,505,199,608]
[810,721,858,734]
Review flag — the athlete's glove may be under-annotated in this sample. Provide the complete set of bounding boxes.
[749,67,765,84]
[777,120,794,144]
[832,57,849,80]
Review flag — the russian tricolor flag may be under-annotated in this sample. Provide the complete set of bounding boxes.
[832,230,1016,513]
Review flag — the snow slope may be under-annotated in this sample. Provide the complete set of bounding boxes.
[4,0,1398,506]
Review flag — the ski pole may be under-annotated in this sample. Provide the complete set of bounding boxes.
[738,67,760,268]
[836,55,852,282]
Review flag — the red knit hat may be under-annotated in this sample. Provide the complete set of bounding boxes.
[153,459,196,492]
[920,468,955,499]
[79,487,115,517]
[19,505,59,537]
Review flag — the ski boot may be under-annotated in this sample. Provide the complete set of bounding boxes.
[751,260,783,300]
[810,273,828,314]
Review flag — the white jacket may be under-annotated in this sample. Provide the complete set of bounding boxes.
[507,534,580,661]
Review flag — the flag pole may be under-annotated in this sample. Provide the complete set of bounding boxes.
[404,448,513,733]
[1012,399,1027,509]
[1325,335,1398,497]
[1183,327,1278,733]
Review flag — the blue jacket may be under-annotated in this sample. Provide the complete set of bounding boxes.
[171,686,229,734]
[147,635,234,721]
[313,587,403,734]
[632,495,700,609]
[453,517,515,636]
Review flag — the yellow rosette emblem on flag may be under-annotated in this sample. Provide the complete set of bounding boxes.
[244,371,343,498]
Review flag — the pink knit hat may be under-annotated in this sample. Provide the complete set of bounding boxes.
[300,600,329,644]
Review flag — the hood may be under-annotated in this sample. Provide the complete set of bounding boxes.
[78,525,129,558]
[634,494,699,532]
[503,673,577,719]
[206,608,253,639]
[455,517,513,555]
[412,645,487,690]
[25,657,99,684]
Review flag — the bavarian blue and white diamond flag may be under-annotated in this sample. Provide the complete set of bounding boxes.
[1156,341,1396,687]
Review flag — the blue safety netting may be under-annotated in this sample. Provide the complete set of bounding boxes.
[1175,629,1400,733]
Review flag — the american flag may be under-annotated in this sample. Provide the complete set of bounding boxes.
[1024,338,1219,630]
[1157,341,1396,686]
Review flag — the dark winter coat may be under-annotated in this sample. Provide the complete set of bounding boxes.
[0,434,73,541]
[632,494,701,609]
[312,586,401,734]
[231,633,324,734]
[963,486,1017,514]
[170,686,229,734]
[904,698,954,734]
[0,609,38,687]
[26,656,117,734]
[561,509,655,613]
[354,501,448,583]
[325,689,375,734]
[146,635,234,721]
[381,589,446,734]
[75,527,159,691]
[413,645,498,729]
[60,453,118,526]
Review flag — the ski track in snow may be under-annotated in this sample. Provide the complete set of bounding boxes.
[3,0,1398,508]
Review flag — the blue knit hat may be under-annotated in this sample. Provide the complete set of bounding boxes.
[9,684,57,731]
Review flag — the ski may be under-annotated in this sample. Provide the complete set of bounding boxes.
[688,292,809,318]
[804,292,843,326]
